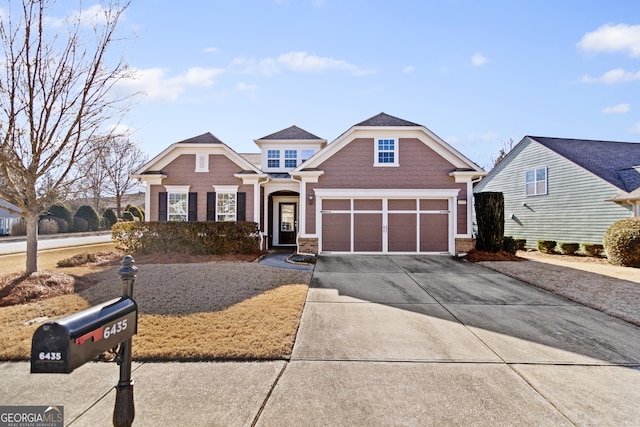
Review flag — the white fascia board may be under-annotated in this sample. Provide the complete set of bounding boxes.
[449,170,487,183]
[254,139,327,149]
[299,126,484,172]
[314,188,460,198]
[290,170,324,182]
[132,174,166,184]
[134,143,261,175]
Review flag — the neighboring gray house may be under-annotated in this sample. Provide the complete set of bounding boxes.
[0,199,21,235]
[474,136,640,247]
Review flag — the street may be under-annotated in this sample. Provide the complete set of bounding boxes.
[0,233,113,255]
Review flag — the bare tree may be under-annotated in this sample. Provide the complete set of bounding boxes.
[74,136,111,211]
[101,136,147,216]
[0,0,132,273]
[490,137,517,168]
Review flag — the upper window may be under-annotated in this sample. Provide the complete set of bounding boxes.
[375,138,398,166]
[284,150,297,168]
[267,150,280,168]
[168,192,188,221]
[301,149,315,163]
[526,167,547,196]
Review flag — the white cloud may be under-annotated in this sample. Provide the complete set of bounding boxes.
[117,67,224,102]
[471,53,488,66]
[230,51,375,76]
[236,82,258,91]
[578,23,640,57]
[203,47,219,54]
[46,5,117,28]
[107,123,135,137]
[402,65,415,74]
[581,68,640,84]
[602,103,630,114]
[469,131,498,141]
[629,122,640,134]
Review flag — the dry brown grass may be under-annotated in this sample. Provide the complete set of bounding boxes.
[0,249,311,362]
[0,242,117,274]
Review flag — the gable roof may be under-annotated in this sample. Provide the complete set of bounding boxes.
[294,113,485,175]
[355,112,421,127]
[177,132,225,144]
[530,136,640,192]
[257,125,323,141]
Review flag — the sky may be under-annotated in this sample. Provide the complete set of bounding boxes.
[48,1,640,169]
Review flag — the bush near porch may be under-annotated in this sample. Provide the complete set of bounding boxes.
[112,221,261,255]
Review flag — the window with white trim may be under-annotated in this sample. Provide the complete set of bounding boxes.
[375,138,398,166]
[284,150,297,168]
[525,167,547,196]
[217,192,237,222]
[267,150,280,168]
[168,192,188,221]
[301,149,315,163]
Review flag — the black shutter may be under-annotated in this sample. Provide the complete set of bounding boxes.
[188,192,198,221]
[237,192,246,221]
[206,192,216,221]
[158,192,167,221]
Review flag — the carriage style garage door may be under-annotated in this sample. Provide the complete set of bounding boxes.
[317,190,457,254]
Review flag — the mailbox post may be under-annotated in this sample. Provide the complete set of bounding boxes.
[114,255,137,427]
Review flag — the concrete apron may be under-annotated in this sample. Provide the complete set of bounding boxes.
[258,255,640,426]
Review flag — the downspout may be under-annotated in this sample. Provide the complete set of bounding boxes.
[258,176,271,251]
[289,174,304,254]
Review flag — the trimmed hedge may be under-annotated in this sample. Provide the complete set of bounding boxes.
[75,205,100,231]
[503,236,517,254]
[103,208,118,227]
[47,204,74,232]
[537,240,557,254]
[582,243,604,257]
[603,218,640,267]
[112,221,261,255]
[559,242,580,255]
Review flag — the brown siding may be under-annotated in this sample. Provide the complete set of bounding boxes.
[306,137,466,234]
[149,154,254,222]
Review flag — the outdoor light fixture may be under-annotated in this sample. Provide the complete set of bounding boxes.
[308,192,314,204]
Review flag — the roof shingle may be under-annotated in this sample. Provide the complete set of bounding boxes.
[176,132,225,144]
[530,136,640,192]
[258,125,323,140]
[355,112,421,127]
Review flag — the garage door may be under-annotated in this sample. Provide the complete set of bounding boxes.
[320,197,451,254]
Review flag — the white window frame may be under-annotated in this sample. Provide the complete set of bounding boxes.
[525,167,548,196]
[374,137,399,167]
[195,153,209,172]
[267,150,280,168]
[165,185,191,222]
[213,185,238,222]
[301,149,315,163]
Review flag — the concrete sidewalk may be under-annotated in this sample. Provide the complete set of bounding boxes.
[2,255,640,426]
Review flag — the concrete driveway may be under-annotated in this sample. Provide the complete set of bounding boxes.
[258,255,640,426]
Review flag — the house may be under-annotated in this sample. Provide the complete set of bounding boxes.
[132,113,486,255]
[0,199,21,235]
[474,136,640,247]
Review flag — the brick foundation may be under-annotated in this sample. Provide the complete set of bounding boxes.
[298,237,318,255]
[455,238,476,255]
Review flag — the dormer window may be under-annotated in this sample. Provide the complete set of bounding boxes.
[375,138,399,167]
[285,150,297,168]
[267,150,280,168]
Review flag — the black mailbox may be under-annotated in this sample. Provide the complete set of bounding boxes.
[31,297,137,374]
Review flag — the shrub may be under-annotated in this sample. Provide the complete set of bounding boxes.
[38,218,60,235]
[112,221,261,255]
[72,216,89,232]
[603,218,640,267]
[10,219,27,236]
[57,252,97,268]
[474,192,504,253]
[48,216,68,233]
[502,236,517,254]
[515,239,527,251]
[537,240,557,254]
[559,242,580,255]
[103,208,118,227]
[127,205,143,221]
[75,205,100,231]
[47,204,73,231]
[582,243,604,257]
[122,211,135,221]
